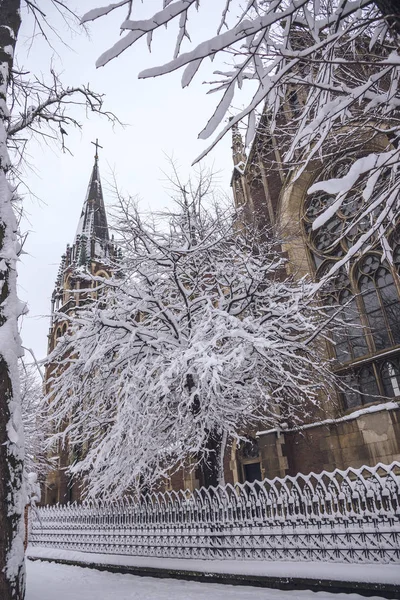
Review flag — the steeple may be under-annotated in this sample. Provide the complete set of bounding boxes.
[230,120,247,173]
[75,139,109,244]
[50,143,116,324]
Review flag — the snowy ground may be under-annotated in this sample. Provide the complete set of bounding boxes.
[27,547,400,586]
[26,560,386,600]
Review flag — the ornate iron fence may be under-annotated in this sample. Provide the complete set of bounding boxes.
[30,462,400,563]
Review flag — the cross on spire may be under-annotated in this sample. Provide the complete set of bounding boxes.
[91,138,103,162]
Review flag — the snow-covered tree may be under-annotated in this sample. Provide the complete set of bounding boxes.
[45,168,337,499]
[0,3,117,598]
[20,362,46,553]
[83,1,400,278]
[19,362,49,485]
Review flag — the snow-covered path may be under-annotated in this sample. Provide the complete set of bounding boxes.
[26,560,384,600]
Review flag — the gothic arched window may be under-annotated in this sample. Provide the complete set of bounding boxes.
[324,268,368,363]
[303,161,400,409]
[357,255,400,350]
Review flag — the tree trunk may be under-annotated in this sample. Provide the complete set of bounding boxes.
[200,429,223,489]
[0,2,24,600]
[186,374,225,489]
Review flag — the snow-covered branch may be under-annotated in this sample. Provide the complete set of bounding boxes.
[7,69,120,169]
[20,361,51,485]
[83,0,400,267]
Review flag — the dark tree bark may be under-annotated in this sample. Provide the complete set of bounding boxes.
[0,2,24,600]
[200,430,223,489]
[374,0,400,38]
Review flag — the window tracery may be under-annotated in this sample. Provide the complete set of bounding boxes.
[303,160,400,409]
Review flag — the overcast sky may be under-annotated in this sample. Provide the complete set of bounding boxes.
[17,1,244,363]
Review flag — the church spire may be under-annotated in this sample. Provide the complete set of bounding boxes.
[230,120,247,174]
[50,142,116,329]
[75,140,109,243]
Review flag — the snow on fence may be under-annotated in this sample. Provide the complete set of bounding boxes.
[31,462,400,564]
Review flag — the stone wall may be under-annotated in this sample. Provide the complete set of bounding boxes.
[258,405,400,478]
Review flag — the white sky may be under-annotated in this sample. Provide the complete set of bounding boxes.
[17,1,243,363]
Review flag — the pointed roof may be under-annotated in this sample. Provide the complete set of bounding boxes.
[231,122,246,168]
[51,144,116,318]
[75,153,109,243]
